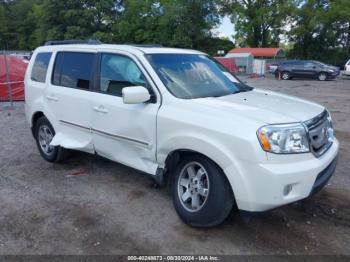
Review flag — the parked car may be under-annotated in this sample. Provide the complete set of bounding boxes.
[275,60,340,81]
[344,59,350,76]
[213,57,238,74]
[25,41,339,227]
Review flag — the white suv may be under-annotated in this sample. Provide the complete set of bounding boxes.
[344,59,350,76]
[25,41,339,227]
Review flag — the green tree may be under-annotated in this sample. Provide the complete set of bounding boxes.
[0,0,42,49]
[220,0,295,47]
[113,0,221,50]
[289,0,350,65]
[0,0,229,54]
[34,0,118,46]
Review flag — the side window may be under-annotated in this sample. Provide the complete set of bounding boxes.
[304,62,315,68]
[52,52,94,89]
[99,54,148,96]
[31,52,52,83]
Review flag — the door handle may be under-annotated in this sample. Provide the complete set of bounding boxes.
[93,105,109,113]
[46,95,58,101]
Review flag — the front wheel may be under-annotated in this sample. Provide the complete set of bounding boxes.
[318,72,327,81]
[171,154,234,227]
[281,71,291,80]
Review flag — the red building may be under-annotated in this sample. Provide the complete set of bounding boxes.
[227,48,285,60]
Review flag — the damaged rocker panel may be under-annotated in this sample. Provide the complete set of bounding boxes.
[59,120,150,147]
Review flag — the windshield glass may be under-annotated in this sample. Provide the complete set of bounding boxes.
[145,54,243,99]
[313,61,327,67]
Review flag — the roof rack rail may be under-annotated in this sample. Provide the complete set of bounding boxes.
[44,39,102,46]
[127,44,163,48]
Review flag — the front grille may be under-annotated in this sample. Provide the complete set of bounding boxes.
[304,110,333,157]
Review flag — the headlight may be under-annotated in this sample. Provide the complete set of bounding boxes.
[257,123,310,154]
[326,110,335,139]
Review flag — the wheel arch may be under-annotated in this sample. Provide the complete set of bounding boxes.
[158,136,240,189]
[163,148,235,196]
[31,111,45,136]
[157,135,254,210]
[318,71,328,78]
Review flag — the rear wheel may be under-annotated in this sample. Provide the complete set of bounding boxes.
[34,116,69,163]
[281,71,291,80]
[171,154,234,227]
[318,72,327,81]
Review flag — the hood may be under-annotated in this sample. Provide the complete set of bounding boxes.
[194,89,325,124]
[327,65,340,72]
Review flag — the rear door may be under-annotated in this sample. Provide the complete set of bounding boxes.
[46,50,96,153]
[290,61,306,77]
[90,51,160,174]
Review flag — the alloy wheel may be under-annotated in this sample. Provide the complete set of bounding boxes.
[177,162,210,212]
[38,125,54,156]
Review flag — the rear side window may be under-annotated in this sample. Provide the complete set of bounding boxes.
[31,52,52,83]
[52,52,95,89]
[282,61,302,66]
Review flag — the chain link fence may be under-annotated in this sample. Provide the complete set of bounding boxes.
[1,50,30,109]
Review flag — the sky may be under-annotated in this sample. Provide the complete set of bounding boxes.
[213,16,235,41]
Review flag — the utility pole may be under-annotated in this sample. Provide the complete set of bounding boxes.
[3,50,14,108]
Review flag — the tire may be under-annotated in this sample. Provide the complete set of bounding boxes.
[318,72,327,81]
[34,116,69,163]
[281,71,290,80]
[171,154,234,227]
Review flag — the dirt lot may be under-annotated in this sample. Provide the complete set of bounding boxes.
[0,75,350,255]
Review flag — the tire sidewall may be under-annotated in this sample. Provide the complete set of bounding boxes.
[318,72,327,81]
[171,155,234,227]
[282,71,290,80]
[34,117,59,162]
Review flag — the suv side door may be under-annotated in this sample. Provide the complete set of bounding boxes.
[91,52,160,174]
[46,50,96,153]
[302,61,318,78]
[290,61,305,77]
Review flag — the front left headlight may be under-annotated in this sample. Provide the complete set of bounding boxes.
[257,123,310,154]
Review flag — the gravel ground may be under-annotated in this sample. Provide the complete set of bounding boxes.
[0,75,349,255]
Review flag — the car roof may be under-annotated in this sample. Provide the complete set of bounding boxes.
[34,44,204,56]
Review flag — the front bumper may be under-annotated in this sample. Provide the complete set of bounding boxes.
[310,156,337,195]
[327,73,338,79]
[224,139,339,212]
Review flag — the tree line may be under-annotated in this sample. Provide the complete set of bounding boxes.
[0,0,349,65]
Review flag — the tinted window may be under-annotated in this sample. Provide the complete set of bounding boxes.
[304,62,316,68]
[52,52,94,89]
[99,54,148,96]
[282,61,303,66]
[31,52,52,83]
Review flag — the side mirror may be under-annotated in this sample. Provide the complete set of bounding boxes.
[122,86,151,104]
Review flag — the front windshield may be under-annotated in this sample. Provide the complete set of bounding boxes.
[146,54,243,99]
[313,61,327,67]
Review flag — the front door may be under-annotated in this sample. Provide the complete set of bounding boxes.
[302,62,318,78]
[91,52,160,174]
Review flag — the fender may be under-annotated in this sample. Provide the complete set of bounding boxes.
[157,134,252,204]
